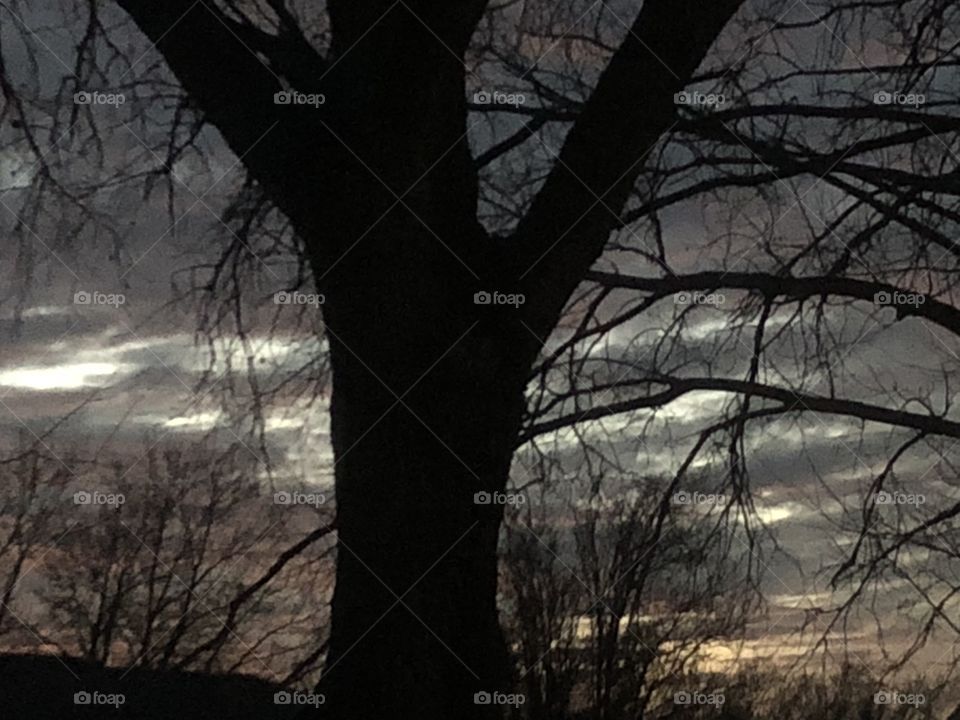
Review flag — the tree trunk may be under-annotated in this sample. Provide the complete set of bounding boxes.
[313,203,533,718]
[318,303,528,717]
[301,13,536,715]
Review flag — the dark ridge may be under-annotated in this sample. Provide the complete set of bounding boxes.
[0,653,319,719]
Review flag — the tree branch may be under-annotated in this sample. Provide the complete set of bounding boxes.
[520,376,960,444]
[114,0,347,266]
[586,270,960,335]
[176,521,335,667]
[515,0,744,340]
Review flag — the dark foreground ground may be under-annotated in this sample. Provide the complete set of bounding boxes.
[0,653,308,719]
[6,652,960,720]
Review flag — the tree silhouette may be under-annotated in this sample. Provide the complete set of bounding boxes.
[3,0,960,717]
[95,2,741,715]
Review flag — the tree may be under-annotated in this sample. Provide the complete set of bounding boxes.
[37,439,333,680]
[0,435,71,642]
[501,470,759,719]
[68,2,742,715]
[3,0,960,717]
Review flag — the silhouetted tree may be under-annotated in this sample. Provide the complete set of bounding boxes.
[3,0,960,717]
[62,3,743,715]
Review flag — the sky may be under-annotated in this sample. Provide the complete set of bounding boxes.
[2,0,960,693]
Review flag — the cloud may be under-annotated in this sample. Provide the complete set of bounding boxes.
[0,361,135,391]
